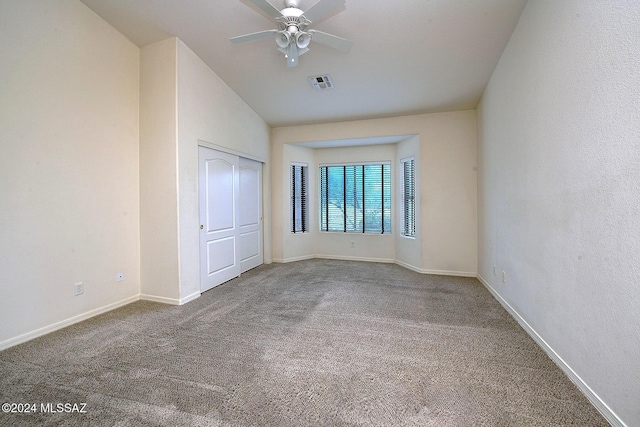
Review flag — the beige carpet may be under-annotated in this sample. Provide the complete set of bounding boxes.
[0,259,607,426]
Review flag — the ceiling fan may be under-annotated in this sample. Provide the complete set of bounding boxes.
[230,0,352,67]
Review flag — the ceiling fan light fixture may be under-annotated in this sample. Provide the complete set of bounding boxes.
[275,30,291,48]
[295,31,311,49]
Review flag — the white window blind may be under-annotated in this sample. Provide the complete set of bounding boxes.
[319,163,391,233]
[291,164,308,233]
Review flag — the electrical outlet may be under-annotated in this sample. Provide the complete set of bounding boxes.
[502,271,507,283]
[74,282,84,296]
[350,241,355,248]
[116,272,124,282]
[493,265,497,276]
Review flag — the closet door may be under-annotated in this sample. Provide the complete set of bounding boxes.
[199,146,241,292]
[239,158,263,272]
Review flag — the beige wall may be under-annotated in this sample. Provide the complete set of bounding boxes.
[271,111,477,275]
[274,143,316,262]
[395,136,422,270]
[477,1,640,425]
[140,38,180,301]
[0,0,140,347]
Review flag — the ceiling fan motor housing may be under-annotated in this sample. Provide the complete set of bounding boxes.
[276,11,311,49]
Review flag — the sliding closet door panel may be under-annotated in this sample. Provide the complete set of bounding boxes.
[206,159,235,231]
[199,146,241,292]
[206,237,235,273]
[239,157,263,272]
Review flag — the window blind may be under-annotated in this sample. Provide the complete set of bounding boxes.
[319,163,391,233]
[401,158,415,237]
[291,164,307,233]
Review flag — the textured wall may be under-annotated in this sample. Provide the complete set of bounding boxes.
[477,1,640,424]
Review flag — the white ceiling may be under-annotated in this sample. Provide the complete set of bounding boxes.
[80,0,527,127]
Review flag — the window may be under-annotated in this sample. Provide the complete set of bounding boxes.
[401,158,415,237]
[291,164,308,233]
[319,163,391,233]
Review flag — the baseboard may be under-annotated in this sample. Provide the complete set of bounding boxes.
[422,269,476,277]
[314,254,395,264]
[394,260,476,277]
[139,291,200,305]
[272,255,316,263]
[0,295,139,351]
[139,294,177,305]
[393,260,422,273]
[476,274,626,427]
[178,291,201,305]
[274,256,476,277]
[273,254,394,264]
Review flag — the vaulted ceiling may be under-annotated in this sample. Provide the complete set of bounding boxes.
[80,0,527,127]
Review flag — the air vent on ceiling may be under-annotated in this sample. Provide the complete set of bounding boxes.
[308,75,334,91]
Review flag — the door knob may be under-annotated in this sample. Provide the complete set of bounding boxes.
[200,224,204,229]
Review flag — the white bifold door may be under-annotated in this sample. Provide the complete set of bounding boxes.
[199,146,263,292]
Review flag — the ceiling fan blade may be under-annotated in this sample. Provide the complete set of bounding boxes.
[303,0,345,24]
[247,0,282,19]
[230,29,278,44]
[309,30,352,52]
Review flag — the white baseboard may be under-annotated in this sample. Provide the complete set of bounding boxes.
[0,295,139,351]
[274,256,476,278]
[476,274,626,427]
[272,255,316,263]
[274,254,395,264]
[314,254,395,264]
[140,294,176,305]
[394,260,476,277]
[422,269,476,277]
[140,291,200,306]
[394,260,424,273]
[179,291,201,305]
[274,254,394,264]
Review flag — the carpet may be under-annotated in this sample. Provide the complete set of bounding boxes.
[0,259,607,426]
